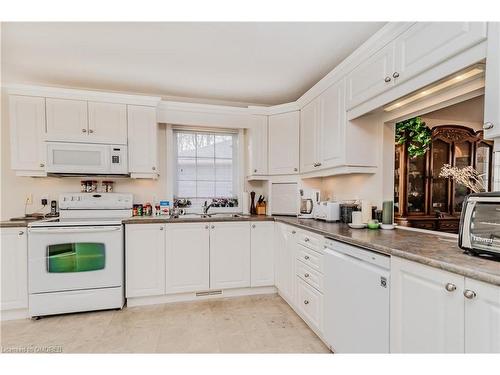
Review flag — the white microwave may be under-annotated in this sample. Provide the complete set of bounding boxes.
[46,142,128,175]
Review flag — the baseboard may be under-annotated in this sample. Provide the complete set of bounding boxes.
[126,286,277,307]
[1,308,29,321]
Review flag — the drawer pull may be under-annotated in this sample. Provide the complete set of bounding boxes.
[445,283,456,292]
[304,255,310,260]
[304,273,310,278]
[304,238,310,242]
[464,289,476,299]
[292,230,296,234]
[304,300,309,305]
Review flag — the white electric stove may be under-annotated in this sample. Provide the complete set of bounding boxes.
[28,193,133,318]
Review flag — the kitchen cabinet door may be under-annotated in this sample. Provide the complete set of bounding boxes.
[46,98,88,142]
[8,95,46,175]
[165,223,210,294]
[250,221,275,287]
[0,228,28,311]
[319,79,345,169]
[275,223,297,304]
[127,105,158,178]
[247,115,268,176]
[394,22,487,86]
[300,99,320,173]
[88,102,127,144]
[125,224,166,298]
[268,111,300,175]
[484,22,500,139]
[209,222,250,289]
[346,42,395,110]
[390,257,465,353]
[464,278,500,353]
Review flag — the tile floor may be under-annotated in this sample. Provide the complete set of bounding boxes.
[0,294,330,353]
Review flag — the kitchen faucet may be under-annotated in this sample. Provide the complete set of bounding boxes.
[202,200,213,214]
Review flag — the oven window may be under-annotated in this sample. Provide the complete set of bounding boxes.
[47,243,105,273]
[469,202,500,252]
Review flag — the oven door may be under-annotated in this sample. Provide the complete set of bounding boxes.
[28,225,123,293]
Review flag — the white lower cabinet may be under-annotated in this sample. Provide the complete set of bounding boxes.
[165,223,210,294]
[464,278,500,353]
[1,228,28,311]
[210,222,251,289]
[296,277,323,332]
[391,256,500,353]
[125,224,166,298]
[275,223,297,304]
[250,221,275,287]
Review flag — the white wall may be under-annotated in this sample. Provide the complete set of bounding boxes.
[0,90,168,220]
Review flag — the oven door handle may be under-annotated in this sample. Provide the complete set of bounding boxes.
[29,226,121,234]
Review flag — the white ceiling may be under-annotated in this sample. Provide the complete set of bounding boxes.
[1,22,385,105]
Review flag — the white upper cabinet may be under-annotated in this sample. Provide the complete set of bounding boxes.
[247,115,268,176]
[484,22,500,139]
[464,278,500,353]
[300,99,320,173]
[268,111,300,175]
[250,221,275,287]
[209,222,251,290]
[165,223,210,294]
[394,22,487,85]
[346,42,395,109]
[1,228,28,311]
[318,79,345,169]
[390,257,465,353]
[8,95,46,176]
[46,98,88,142]
[88,102,127,144]
[127,105,158,178]
[125,224,166,298]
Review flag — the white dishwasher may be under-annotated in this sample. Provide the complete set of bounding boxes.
[324,237,390,353]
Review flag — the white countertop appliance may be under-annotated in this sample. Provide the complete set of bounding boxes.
[459,192,500,258]
[314,201,340,222]
[324,238,390,353]
[28,193,133,317]
[298,188,320,219]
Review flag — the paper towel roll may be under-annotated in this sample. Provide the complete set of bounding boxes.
[361,200,371,224]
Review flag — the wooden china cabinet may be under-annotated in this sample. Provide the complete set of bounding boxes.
[395,125,493,233]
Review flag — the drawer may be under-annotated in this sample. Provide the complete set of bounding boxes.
[296,244,324,273]
[296,259,323,292]
[297,231,323,253]
[296,277,323,332]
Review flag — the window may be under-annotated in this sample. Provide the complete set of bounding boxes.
[174,130,239,208]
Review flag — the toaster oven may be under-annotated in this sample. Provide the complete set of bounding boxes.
[459,192,500,258]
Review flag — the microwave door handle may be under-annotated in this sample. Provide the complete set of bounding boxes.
[29,227,121,234]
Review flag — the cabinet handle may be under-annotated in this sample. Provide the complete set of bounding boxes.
[152,166,156,171]
[304,300,309,305]
[254,169,257,173]
[82,128,87,133]
[384,76,391,83]
[304,255,310,260]
[18,231,24,236]
[252,224,256,228]
[445,283,456,292]
[464,289,476,299]
[160,226,164,231]
[304,273,310,278]
[392,72,400,79]
[211,225,215,229]
[304,237,310,242]
[88,129,94,134]
[483,122,494,130]
[292,230,296,234]
[39,163,45,168]
[317,162,322,167]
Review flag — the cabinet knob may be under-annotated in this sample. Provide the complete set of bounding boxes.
[252,224,256,228]
[88,129,94,134]
[304,237,310,242]
[304,255,310,260]
[160,226,164,231]
[317,162,322,167]
[384,76,392,83]
[445,283,456,292]
[392,72,400,79]
[483,122,494,130]
[254,169,257,173]
[205,225,209,229]
[294,168,298,172]
[304,300,309,305]
[152,166,156,171]
[464,289,476,299]
[211,225,215,229]
[39,163,45,168]
[304,273,310,278]
[18,231,24,236]
[292,230,296,234]
[82,128,87,133]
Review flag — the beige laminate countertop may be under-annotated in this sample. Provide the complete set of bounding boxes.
[0,220,32,228]
[274,216,500,287]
